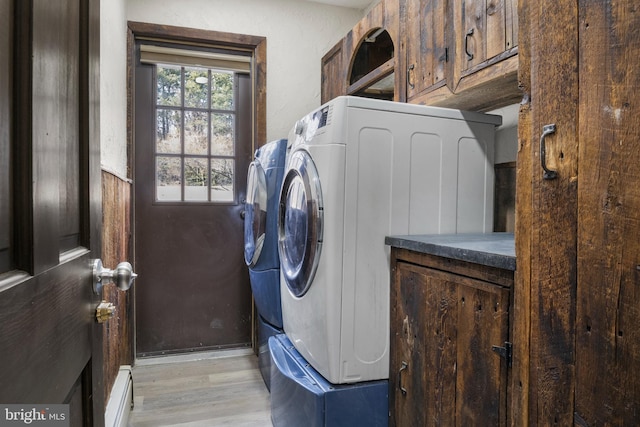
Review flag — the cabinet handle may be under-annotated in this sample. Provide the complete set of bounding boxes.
[465,28,474,60]
[398,361,408,396]
[407,64,415,90]
[540,124,558,180]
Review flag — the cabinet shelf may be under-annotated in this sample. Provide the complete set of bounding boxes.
[347,58,395,99]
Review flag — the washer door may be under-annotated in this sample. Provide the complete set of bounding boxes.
[244,160,268,267]
[278,150,323,297]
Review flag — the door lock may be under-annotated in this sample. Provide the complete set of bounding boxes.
[92,259,138,294]
[96,301,116,323]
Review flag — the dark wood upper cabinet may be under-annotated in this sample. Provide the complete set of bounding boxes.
[321,39,346,104]
[321,0,400,104]
[455,0,518,77]
[347,28,395,100]
[404,0,449,101]
[403,0,520,110]
[322,0,521,110]
[349,28,394,84]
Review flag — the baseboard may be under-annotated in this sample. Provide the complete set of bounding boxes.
[135,347,254,366]
[105,365,133,427]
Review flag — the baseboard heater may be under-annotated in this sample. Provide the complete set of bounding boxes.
[105,365,133,427]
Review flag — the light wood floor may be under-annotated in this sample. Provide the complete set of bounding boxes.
[127,349,272,427]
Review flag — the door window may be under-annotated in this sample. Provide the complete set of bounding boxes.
[155,64,237,203]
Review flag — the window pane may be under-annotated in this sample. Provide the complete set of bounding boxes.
[156,64,182,107]
[184,111,208,155]
[184,67,208,109]
[211,159,234,202]
[211,71,234,110]
[156,109,182,154]
[185,157,209,201]
[156,156,182,201]
[211,113,234,156]
[153,60,240,204]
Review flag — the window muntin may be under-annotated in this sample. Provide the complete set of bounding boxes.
[154,64,236,203]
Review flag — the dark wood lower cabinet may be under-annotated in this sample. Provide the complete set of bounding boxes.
[389,248,513,426]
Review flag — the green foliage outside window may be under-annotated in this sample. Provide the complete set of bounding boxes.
[155,63,236,202]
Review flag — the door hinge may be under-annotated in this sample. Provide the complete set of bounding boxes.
[492,341,513,367]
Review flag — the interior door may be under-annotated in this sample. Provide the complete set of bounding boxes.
[0,0,104,425]
[133,43,253,356]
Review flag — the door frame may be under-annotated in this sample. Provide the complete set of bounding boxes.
[126,21,267,355]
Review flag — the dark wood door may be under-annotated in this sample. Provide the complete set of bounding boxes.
[133,43,253,356]
[403,0,448,101]
[390,257,510,426]
[454,0,518,79]
[0,0,104,425]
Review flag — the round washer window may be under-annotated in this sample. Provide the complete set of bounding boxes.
[278,150,323,297]
[244,161,267,267]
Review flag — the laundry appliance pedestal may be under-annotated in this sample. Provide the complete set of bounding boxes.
[269,334,388,427]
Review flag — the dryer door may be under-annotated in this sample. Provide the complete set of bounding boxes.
[278,150,323,297]
[244,160,268,267]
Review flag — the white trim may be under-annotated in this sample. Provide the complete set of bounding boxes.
[140,44,251,73]
[105,366,133,427]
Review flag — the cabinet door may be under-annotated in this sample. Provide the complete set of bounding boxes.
[321,39,345,104]
[390,261,510,426]
[457,0,518,77]
[390,263,456,426]
[405,0,448,100]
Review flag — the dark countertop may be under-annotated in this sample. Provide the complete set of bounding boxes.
[385,233,515,271]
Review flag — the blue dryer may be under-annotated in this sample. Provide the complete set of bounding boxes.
[269,334,389,427]
[244,138,287,389]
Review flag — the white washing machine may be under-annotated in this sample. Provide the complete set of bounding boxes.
[277,96,501,384]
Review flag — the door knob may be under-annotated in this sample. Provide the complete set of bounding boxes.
[92,259,138,294]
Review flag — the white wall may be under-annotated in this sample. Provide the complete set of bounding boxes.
[488,103,519,164]
[126,0,363,137]
[100,0,363,176]
[101,0,363,175]
[100,0,129,178]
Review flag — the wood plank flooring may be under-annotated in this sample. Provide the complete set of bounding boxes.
[127,349,272,426]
